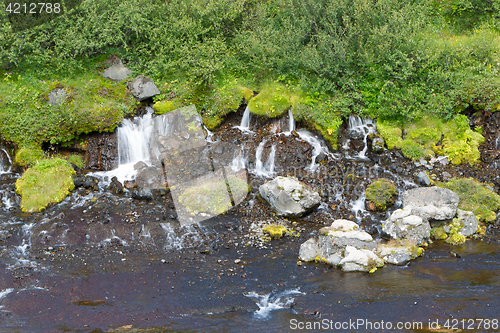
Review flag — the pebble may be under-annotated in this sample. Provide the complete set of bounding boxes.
[234,259,241,264]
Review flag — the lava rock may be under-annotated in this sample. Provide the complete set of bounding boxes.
[415,171,430,186]
[73,175,99,190]
[259,176,321,218]
[108,176,124,194]
[132,187,153,200]
[127,75,160,101]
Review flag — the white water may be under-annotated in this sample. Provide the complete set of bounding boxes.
[245,288,305,319]
[350,193,367,223]
[296,129,329,171]
[234,106,254,133]
[496,136,500,150]
[0,288,14,309]
[253,141,276,178]
[231,149,247,172]
[118,107,154,165]
[0,148,12,173]
[348,115,376,159]
[288,108,295,133]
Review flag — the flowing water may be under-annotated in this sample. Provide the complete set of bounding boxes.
[0,107,499,332]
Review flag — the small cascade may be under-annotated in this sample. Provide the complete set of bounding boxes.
[496,136,500,150]
[350,193,367,223]
[245,288,305,319]
[0,148,12,173]
[288,108,295,133]
[234,106,253,133]
[231,149,247,172]
[253,141,276,178]
[296,129,329,171]
[347,115,376,159]
[118,107,154,165]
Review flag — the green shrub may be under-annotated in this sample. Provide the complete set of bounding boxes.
[366,178,397,211]
[439,178,500,223]
[15,158,76,212]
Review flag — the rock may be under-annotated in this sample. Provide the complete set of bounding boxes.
[73,175,99,190]
[298,238,320,261]
[101,60,132,81]
[134,161,148,171]
[402,187,459,222]
[108,177,124,194]
[339,246,384,272]
[85,132,118,171]
[318,220,377,258]
[454,209,478,237]
[259,176,321,217]
[382,209,431,245]
[131,188,153,200]
[315,152,327,164]
[124,180,135,189]
[47,87,67,106]
[371,137,385,153]
[376,242,420,266]
[127,75,160,101]
[415,171,430,186]
[135,166,165,190]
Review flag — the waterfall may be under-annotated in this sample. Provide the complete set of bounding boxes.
[288,108,295,133]
[496,136,500,150]
[0,148,12,173]
[117,107,154,165]
[253,141,276,178]
[234,106,253,133]
[231,149,247,172]
[296,129,329,171]
[347,115,376,159]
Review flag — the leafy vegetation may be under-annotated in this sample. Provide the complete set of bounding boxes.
[0,0,499,160]
[439,178,500,223]
[366,178,397,211]
[15,158,75,212]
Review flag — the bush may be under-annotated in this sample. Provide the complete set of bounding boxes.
[15,158,76,212]
[439,178,500,223]
[366,178,397,211]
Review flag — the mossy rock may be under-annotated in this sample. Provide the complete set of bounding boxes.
[366,178,397,211]
[263,224,288,239]
[153,99,181,115]
[15,158,76,212]
[248,82,291,118]
[439,177,500,223]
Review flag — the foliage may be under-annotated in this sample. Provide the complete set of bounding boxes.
[439,178,500,223]
[376,120,403,150]
[15,158,75,212]
[14,144,44,167]
[248,82,292,118]
[366,178,397,211]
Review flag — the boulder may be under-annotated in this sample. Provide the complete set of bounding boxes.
[84,132,118,171]
[402,187,459,222]
[415,171,430,186]
[298,238,321,262]
[135,165,164,190]
[47,87,67,106]
[339,246,384,272]
[454,209,478,237]
[376,241,421,266]
[101,60,132,81]
[127,75,160,101]
[73,175,99,190]
[108,177,124,194]
[371,137,385,153]
[132,187,153,200]
[259,176,321,217]
[381,208,431,245]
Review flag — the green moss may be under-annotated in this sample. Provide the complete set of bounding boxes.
[431,227,448,240]
[440,115,484,165]
[15,158,76,212]
[262,224,288,239]
[401,139,426,161]
[178,175,249,215]
[153,99,180,114]
[248,82,291,118]
[14,145,44,167]
[66,154,84,168]
[439,178,500,223]
[366,178,397,211]
[444,218,467,245]
[376,119,402,149]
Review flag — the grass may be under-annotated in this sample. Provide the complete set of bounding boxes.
[366,178,397,211]
[439,178,500,223]
[15,158,76,212]
[248,81,292,118]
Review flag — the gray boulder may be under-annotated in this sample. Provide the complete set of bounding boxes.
[132,187,153,200]
[382,208,431,245]
[127,75,160,101]
[259,176,321,217]
[371,137,385,153]
[102,60,132,81]
[339,246,384,272]
[402,187,459,222]
[135,165,165,190]
[318,220,377,257]
[47,87,67,106]
[298,238,321,262]
[415,171,430,186]
[376,242,421,266]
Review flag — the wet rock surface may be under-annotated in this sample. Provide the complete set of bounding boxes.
[84,132,118,171]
